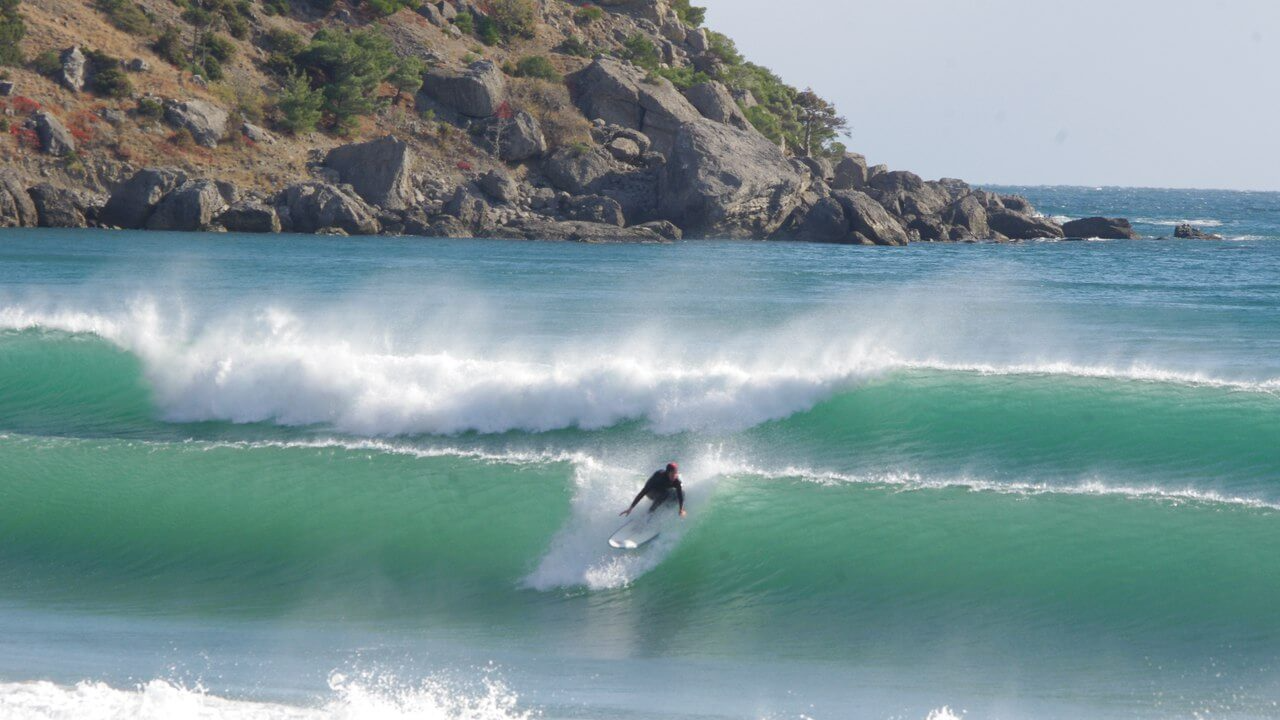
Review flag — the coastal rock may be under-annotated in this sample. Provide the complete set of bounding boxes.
[682,81,751,130]
[420,60,506,118]
[442,186,491,228]
[276,182,381,235]
[797,156,833,183]
[1000,195,1035,213]
[488,109,547,162]
[504,217,665,242]
[324,135,415,211]
[635,219,682,240]
[831,190,910,246]
[563,194,625,226]
[1174,223,1223,240]
[987,209,1064,240]
[867,171,950,218]
[146,180,228,231]
[218,199,281,233]
[570,57,702,155]
[99,168,188,229]
[28,111,76,156]
[793,196,849,243]
[658,120,807,238]
[164,99,229,148]
[542,145,625,195]
[28,183,93,227]
[0,170,38,228]
[941,194,990,238]
[1062,216,1138,240]
[831,153,868,190]
[479,169,520,204]
[605,136,642,163]
[59,46,86,92]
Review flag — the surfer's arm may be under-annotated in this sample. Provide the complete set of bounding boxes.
[621,489,646,516]
[676,481,686,516]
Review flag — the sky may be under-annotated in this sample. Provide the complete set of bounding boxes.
[698,0,1280,190]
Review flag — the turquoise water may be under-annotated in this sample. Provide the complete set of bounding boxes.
[0,187,1278,719]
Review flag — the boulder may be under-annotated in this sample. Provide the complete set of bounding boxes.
[489,109,547,162]
[1000,195,1034,213]
[682,81,751,131]
[59,46,86,92]
[797,156,832,183]
[1174,223,1223,240]
[146,180,229,231]
[127,58,151,72]
[276,182,381,235]
[941,194,990,238]
[605,136,642,163]
[99,168,188,229]
[0,170,38,228]
[542,145,624,195]
[416,2,444,24]
[1062,216,1139,240]
[830,190,910,246]
[867,171,950,218]
[831,153,868,190]
[908,216,949,242]
[218,199,281,233]
[504,217,666,242]
[241,121,276,144]
[658,120,808,238]
[793,196,849,243]
[563,194,625,226]
[28,111,75,156]
[324,135,415,211]
[28,183,92,227]
[867,163,888,182]
[569,57,703,155]
[479,169,520,204]
[420,60,506,118]
[987,210,1064,240]
[0,80,14,96]
[442,185,491,228]
[635,220,682,240]
[687,27,709,53]
[164,99,229,148]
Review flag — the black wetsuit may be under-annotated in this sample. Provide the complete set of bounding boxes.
[641,470,684,512]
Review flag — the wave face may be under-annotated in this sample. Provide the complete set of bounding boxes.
[2,203,1280,719]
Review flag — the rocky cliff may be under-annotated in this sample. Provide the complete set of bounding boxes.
[0,0,1128,241]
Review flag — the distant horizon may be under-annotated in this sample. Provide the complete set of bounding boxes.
[699,0,1280,192]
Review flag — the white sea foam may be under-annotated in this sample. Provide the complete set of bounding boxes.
[2,298,1275,440]
[924,708,963,720]
[0,671,531,720]
[1132,217,1224,227]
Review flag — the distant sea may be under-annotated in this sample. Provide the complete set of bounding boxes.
[0,186,1277,720]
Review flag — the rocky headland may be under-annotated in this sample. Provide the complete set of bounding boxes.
[0,0,1138,242]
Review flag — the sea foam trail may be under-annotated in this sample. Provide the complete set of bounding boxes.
[1,297,1275,437]
[0,672,530,720]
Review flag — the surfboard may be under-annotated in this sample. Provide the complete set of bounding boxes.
[608,490,679,549]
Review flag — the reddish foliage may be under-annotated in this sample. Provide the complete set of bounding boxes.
[10,125,40,151]
[12,96,41,114]
[494,100,515,121]
[456,160,473,171]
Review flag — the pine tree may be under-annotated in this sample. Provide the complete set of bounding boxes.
[794,88,849,157]
[0,0,26,66]
[277,71,323,134]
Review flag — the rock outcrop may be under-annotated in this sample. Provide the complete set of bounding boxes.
[146,180,228,231]
[324,135,416,211]
[276,182,380,235]
[29,112,76,156]
[987,209,1065,240]
[59,46,86,92]
[28,184,95,227]
[0,170,39,228]
[219,199,282,233]
[1062,216,1139,240]
[99,168,187,229]
[570,57,703,155]
[683,81,751,130]
[164,100,229,148]
[1173,223,1223,240]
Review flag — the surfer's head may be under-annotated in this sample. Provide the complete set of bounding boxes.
[666,462,679,477]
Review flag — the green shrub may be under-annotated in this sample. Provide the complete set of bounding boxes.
[365,0,418,16]
[0,117,9,133]
[294,28,397,132]
[201,56,223,80]
[201,33,236,62]
[95,0,153,35]
[136,96,165,119]
[152,25,186,66]
[556,35,591,58]
[453,11,473,34]
[276,70,322,133]
[388,55,424,100]
[670,0,704,27]
[510,55,560,82]
[650,65,707,90]
[31,49,61,76]
[573,4,603,23]
[705,30,741,66]
[261,0,289,14]
[620,33,659,71]
[473,14,501,45]
[85,50,134,97]
[0,0,24,66]
[485,0,537,40]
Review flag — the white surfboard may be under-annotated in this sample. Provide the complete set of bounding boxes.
[608,492,679,549]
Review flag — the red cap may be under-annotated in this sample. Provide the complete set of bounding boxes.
[666,462,679,472]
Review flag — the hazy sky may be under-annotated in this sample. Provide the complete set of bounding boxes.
[698,0,1280,190]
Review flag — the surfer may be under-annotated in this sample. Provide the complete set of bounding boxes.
[620,462,686,517]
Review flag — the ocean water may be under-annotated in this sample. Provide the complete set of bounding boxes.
[0,186,1278,720]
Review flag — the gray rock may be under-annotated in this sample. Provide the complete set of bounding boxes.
[543,145,623,195]
[1062,216,1138,240]
[907,216,948,242]
[1000,195,1034,213]
[438,0,457,20]
[682,81,751,131]
[797,155,832,182]
[563,194,625,226]
[99,168,188,229]
[867,163,888,182]
[97,107,127,125]
[792,196,849,243]
[442,186,491,228]
[1173,223,1222,240]
[28,183,90,228]
[657,120,808,238]
[831,153,868,190]
[219,200,281,233]
[635,220,682,240]
[0,80,13,96]
[686,27,709,53]
[164,99,229,148]
[479,169,519,203]
[146,180,229,231]
[60,46,86,92]
[0,170,38,228]
[941,194,990,239]
[570,57,703,155]
[28,112,76,156]
[504,218,666,242]
[605,136,641,163]
[987,210,1064,240]
[276,182,381,235]
[830,190,911,246]
[127,58,151,72]
[489,109,546,162]
[241,121,276,144]
[324,135,415,211]
[416,2,444,24]
[421,60,506,118]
